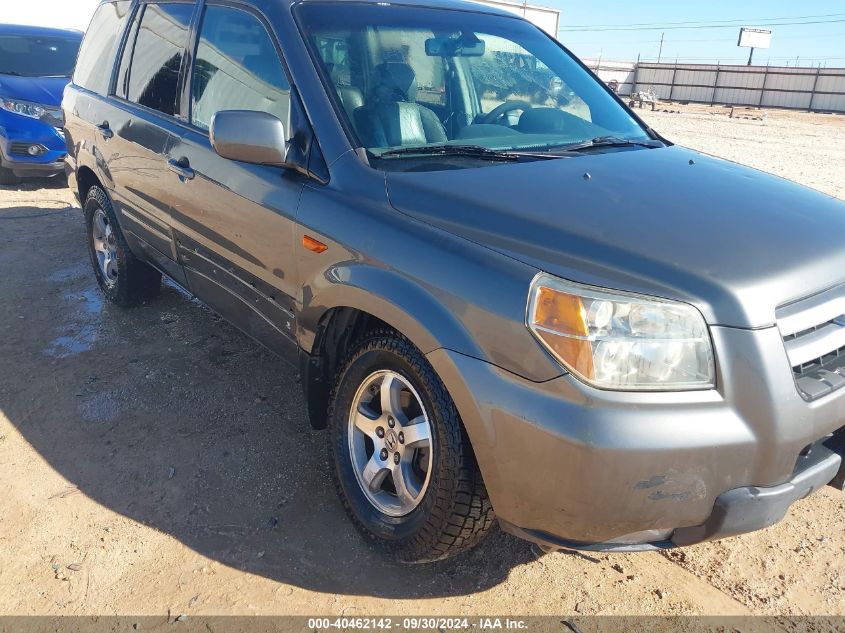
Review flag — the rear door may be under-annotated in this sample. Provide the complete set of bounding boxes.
[64,1,132,200]
[101,0,197,284]
[164,2,305,363]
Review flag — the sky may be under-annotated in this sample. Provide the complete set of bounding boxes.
[1,0,843,67]
[547,0,845,66]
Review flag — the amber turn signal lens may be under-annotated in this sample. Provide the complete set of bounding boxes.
[302,235,328,253]
[531,286,595,379]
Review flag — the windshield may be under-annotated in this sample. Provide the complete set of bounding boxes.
[0,33,82,77]
[296,3,652,161]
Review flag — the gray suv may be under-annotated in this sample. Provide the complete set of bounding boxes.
[65,0,845,562]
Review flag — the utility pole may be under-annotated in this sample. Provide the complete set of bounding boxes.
[658,32,665,64]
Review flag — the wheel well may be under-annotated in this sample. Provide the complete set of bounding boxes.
[302,307,390,430]
[77,166,101,205]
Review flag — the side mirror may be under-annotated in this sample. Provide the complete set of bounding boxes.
[210,110,287,166]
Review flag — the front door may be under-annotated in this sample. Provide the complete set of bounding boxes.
[165,3,304,363]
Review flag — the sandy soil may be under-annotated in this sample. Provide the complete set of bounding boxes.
[1,106,845,619]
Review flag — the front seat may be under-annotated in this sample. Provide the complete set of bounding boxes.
[354,63,448,148]
[337,85,365,123]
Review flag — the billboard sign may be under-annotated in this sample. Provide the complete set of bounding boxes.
[738,28,772,49]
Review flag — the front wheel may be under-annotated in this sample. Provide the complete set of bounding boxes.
[328,330,494,563]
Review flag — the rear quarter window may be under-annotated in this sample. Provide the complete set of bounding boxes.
[73,1,132,95]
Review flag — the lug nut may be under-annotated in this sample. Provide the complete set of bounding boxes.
[376,427,385,438]
[398,432,404,444]
[380,448,388,461]
[393,452,401,465]
[387,417,395,428]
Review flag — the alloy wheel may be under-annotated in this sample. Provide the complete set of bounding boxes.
[347,370,434,517]
[91,207,118,286]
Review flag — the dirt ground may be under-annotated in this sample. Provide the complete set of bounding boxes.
[2,105,845,619]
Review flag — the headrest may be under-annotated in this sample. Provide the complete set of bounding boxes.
[372,62,418,103]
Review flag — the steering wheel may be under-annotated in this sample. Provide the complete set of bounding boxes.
[481,100,533,125]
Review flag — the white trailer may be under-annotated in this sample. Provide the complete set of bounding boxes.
[471,0,561,38]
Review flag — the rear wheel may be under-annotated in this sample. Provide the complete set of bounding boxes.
[0,167,20,186]
[328,330,494,563]
[84,186,161,307]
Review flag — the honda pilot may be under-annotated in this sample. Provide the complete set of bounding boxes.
[64,0,845,562]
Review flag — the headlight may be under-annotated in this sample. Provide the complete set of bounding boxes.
[0,97,48,119]
[527,273,715,391]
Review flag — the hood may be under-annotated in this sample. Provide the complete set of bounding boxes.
[0,74,69,106]
[385,145,845,329]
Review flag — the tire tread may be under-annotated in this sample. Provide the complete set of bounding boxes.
[85,186,161,307]
[328,328,494,563]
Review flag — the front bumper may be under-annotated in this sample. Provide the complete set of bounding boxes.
[0,111,67,178]
[1,155,66,178]
[427,324,845,551]
[501,439,842,552]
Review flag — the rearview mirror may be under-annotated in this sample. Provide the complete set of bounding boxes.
[425,34,486,58]
[210,110,287,166]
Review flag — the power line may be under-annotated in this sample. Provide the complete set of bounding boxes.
[562,12,845,29]
[632,55,845,62]
[567,32,845,45]
[561,17,845,33]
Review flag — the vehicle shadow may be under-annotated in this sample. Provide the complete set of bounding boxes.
[0,195,537,599]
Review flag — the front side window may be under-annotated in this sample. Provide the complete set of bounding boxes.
[467,35,589,125]
[72,1,130,92]
[297,4,651,158]
[190,5,290,132]
[126,3,194,116]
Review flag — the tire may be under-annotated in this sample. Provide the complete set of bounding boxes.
[328,329,494,563]
[84,185,161,307]
[0,167,20,186]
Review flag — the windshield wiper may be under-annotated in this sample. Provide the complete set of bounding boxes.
[375,144,561,161]
[550,136,663,153]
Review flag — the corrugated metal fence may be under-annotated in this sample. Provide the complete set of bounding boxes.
[583,60,845,114]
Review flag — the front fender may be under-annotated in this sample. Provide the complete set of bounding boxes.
[299,261,485,361]
[295,166,563,383]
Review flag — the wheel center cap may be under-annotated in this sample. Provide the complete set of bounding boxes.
[385,428,399,451]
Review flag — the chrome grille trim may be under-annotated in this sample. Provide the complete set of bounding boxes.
[784,318,845,368]
[778,283,845,401]
[778,285,845,338]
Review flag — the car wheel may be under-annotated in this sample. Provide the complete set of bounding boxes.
[329,329,494,563]
[84,185,161,307]
[0,167,20,186]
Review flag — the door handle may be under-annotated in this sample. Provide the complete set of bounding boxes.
[96,122,113,140]
[167,158,195,181]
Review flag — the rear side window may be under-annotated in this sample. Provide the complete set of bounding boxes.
[126,3,194,116]
[73,1,131,94]
[190,5,290,131]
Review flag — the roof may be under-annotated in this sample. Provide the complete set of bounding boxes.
[89,0,520,20]
[0,24,84,38]
[290,0,516,19]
